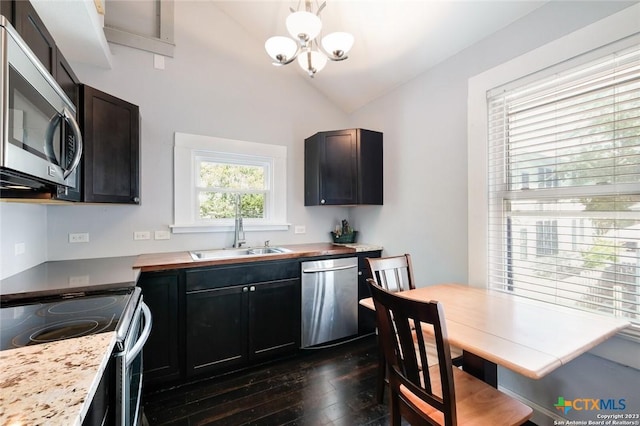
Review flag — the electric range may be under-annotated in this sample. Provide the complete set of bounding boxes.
[0,287,140,351]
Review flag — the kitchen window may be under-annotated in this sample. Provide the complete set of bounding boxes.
[487,44,640,329]
[172,132,288,233]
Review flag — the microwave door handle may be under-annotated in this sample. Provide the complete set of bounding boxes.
[125,302,152,367]
[44,113,62,165]
[62,107,83,179]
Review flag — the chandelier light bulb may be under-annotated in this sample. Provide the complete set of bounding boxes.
[286,11,322,42]
[321,32,354,60]
[297,50,327,77]
[265,36,298,64]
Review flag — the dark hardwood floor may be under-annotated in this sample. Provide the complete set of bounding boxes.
[142,334,403,426]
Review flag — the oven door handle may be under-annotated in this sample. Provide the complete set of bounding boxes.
[124,302,152,367]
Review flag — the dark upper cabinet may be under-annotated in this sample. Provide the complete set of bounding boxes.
[55,47,80,108]
[305,128,383,206]
[13,1,56,74]
[0,1,15,23]
[80,85,140,204]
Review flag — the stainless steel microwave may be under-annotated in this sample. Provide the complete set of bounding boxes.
[0,16,82,191]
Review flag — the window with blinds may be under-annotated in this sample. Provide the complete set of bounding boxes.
[487,44,640,332]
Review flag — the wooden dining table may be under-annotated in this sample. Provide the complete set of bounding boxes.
[359,283,631,386]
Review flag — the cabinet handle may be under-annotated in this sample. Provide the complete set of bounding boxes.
[321,199,326,204]
[358,271,362,276]
[249,286,256,292]
[133,196,140,203]
[243,287,248,292]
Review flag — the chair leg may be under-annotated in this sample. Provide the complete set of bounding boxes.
[376,346,386,404]
[390,388,401,426]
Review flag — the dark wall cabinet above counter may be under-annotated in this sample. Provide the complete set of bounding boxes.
[79,85,140,204]
[304,128,383,206]
[0,0,140,205]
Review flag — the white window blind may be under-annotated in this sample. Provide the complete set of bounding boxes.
[487,44,640,333]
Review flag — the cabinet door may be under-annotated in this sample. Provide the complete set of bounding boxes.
[249,278,300,361]
[138,272,181,386]
[13,1,56,73]
[358,251,381,335]
[0,1,15,24]
[81,85,140,204]
[321,130,358,204]
[186,286,248,377]
[55,47,80,108]
[305,128,383,205]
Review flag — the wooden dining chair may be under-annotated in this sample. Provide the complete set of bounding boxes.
[367,280,533,426]
[365,254,462,404]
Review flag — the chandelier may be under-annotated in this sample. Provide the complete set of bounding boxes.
[264,1,354,77]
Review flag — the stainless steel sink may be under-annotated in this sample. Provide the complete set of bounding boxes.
[190,247,292,261]
[247,247,292,255]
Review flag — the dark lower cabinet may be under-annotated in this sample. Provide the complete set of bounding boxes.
[185,277,301,378]
[358,250,381,335]
[184,260,301,379]
[137,271,181,386]
[249,278,300,361]
[186,284,248,376]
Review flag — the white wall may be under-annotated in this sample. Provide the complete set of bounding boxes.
[41,1,351,261]
[349,0,637,285]
[349,2,640,424]
[0,203,47,279]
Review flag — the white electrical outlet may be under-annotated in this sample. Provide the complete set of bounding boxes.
[69,233,90,243]
[154,230,170,240]
[14,242,25,255]
[134,231,151,240]
[294,225,306,234]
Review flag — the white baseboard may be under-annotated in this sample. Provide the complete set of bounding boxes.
[499,386,566,426]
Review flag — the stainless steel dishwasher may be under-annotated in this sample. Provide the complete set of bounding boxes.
[301,257,358,348]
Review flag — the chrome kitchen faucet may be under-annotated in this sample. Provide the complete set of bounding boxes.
[232,194,246,248]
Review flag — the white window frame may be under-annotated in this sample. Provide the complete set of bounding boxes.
[172,132,289,233]
[469,5,640,352]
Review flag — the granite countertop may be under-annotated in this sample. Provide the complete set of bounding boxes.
[0,332,116,425]
[0,256,139,425]
[134,242,384,272]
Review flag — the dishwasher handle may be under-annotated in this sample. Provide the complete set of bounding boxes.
[302,264,358,274]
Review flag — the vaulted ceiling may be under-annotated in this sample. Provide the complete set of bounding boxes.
[35,0,554,112]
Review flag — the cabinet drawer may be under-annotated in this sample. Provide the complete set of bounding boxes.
[186,260,300,292]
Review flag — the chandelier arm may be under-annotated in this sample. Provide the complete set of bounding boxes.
[315,1,326,16]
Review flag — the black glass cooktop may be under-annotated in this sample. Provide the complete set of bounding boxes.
[0,288,135,351]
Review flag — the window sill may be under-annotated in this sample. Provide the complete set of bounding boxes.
[170,223,290,234]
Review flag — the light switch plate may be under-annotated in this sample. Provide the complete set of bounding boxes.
[294,225,306,234]
[134,231,151,240]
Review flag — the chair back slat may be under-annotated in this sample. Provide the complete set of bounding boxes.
[366,254,415,292]
[367,279,457,425]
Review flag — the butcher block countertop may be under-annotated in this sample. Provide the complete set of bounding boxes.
[0,332,116,425]
[133,242,384,272]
